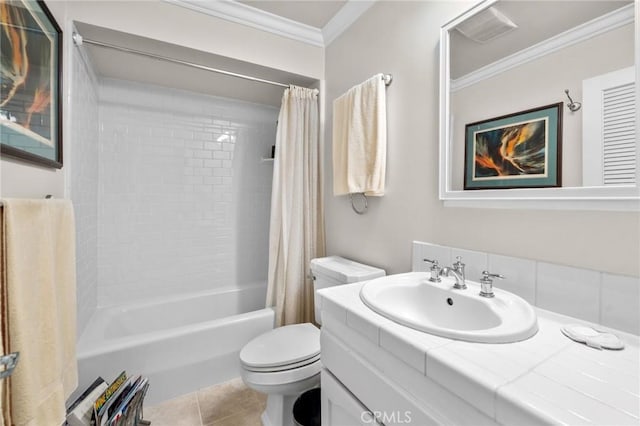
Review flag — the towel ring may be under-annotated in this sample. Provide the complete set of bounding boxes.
[350,193,368,214]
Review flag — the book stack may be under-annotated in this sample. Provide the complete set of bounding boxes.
[66,371,149,426]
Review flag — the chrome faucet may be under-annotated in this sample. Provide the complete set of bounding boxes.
[452,256,466,287]
[440,266,466,290]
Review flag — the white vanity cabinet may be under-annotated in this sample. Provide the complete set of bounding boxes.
[320,328,465,426]
[321,368,382,426]
[318,282,640,426]
[319,298,496,425]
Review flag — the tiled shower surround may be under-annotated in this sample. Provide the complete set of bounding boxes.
[97,79,278,306]
[70,40,100,337]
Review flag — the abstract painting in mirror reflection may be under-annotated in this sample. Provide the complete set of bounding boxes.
[464,103,562,190]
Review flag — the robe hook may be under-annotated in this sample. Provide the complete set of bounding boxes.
[564,89,582,112]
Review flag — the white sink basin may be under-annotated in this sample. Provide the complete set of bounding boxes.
[360,272,538,343]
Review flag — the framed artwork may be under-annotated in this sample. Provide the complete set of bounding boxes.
[464,103,562,190]
[1,0,62,168]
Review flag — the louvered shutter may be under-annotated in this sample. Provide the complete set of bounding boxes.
[582,66,636,187]
[602,82,635,185]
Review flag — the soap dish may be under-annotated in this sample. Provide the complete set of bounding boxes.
[561,324,624,350]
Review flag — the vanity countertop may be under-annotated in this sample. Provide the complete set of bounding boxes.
[318,281,640,425]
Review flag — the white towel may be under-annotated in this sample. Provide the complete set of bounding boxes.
[332,74,387,196]
[1,199,78,426]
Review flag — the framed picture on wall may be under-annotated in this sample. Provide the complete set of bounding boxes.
[464,103,562,190]
[0,0,63,168]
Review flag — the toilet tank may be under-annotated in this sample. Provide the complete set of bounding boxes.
[310,256,385,324]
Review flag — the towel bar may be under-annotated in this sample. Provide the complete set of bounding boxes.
[0,352,19,379]
[0,195,53,207]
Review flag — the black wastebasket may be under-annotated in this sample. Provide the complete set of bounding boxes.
[293,388,321,426]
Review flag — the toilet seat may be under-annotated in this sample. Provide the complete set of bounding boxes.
[243,353,321,372]
[240,323,322,396]
[242,358,322,389]
[240,323,320,372]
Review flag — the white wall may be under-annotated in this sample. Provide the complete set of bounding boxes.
[97,79,277,305]
[451,24,634,189]
[324,1,639,277]
[0,0,67,198]
[0,160,64,198]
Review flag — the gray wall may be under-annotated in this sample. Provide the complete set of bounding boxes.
[324,1,639,277]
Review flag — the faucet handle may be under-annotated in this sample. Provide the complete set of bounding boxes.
[453,256,465,267]
[479,271,504,298]
[423,259,442,282]
[481,271,504,280]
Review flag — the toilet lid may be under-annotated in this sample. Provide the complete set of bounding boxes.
[240,323,320,370]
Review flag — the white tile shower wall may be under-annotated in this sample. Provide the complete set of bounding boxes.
[97,79,277,306]
[412,241,640,335]
[69,43,100,337]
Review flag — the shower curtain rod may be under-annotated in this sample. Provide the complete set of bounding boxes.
[72,32,290,89]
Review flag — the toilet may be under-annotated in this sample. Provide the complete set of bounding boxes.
[239,256,385,426]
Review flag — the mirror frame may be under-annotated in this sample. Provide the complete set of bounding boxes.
[439,0,640,211]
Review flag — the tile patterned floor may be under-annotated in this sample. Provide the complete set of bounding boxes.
[143,378,266,426]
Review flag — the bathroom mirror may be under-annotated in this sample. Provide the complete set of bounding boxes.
[439,0,639,210]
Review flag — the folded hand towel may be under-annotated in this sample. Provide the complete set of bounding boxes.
[1,199,78,426]
[333,74,387,196]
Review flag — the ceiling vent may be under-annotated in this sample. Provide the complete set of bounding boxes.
[455,7,518,43]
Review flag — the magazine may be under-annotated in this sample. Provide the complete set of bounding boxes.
[66,377,108,426]
[65,370,149,426]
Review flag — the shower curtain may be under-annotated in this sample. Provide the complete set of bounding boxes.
[266,86,325,326]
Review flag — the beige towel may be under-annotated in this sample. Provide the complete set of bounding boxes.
[1,199,77,426]
[332,73,387,196]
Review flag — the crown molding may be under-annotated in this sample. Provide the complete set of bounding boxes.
[451,3,634,92]
[164,0,324,47]
[323,1,376,46]
[164,0,376,48]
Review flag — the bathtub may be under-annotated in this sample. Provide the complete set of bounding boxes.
[75,283,274,405]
